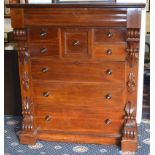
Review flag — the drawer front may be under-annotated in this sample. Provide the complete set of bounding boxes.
[61,28,91,58]
[31,60,126,84]
[35,111,124,134]
[28,44,59,58]
[94,28,126,43]
[25,8,127,27]
[93,44,126,61]
[33,81,126,111]
[28,27,58,42]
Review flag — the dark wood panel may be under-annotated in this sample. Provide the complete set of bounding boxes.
[7,3,145,8]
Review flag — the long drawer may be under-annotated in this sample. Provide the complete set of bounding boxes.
[33,81,126,111]
[35,111,124,135]
[31,59,126,84]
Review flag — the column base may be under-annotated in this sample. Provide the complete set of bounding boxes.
[19,130,37,145]
[121,137,138,152]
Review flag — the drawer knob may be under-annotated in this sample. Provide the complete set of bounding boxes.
[105,94,112,100]
[40,31,47,37]
[45,115,52,121]
[72,40,80,46]
[105,119,112,125]
[107,32,113,38]
[106,69,112,75]
[40,48,47,54]
[106,49,112,55]
[42,67,49,73]
[43,91,50,97]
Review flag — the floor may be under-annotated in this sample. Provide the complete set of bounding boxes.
[4,116,150,155]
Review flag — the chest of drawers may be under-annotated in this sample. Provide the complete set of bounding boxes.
[8,1,145,153]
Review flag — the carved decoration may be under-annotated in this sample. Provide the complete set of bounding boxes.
[123,101,137,139]
[127,29,140,41]
[22,72,29,90]
[126,48,139,67]
[18,47,29,64]
[127,72,136,93]
[22,97,34,131]
[13,29,27,41]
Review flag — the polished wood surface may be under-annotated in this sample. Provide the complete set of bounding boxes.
[8,2,144,152]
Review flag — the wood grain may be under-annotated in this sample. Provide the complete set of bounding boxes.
[31,60,126,84]
[7,3,144,152]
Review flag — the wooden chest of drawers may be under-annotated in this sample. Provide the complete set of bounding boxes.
[8,1,145,153]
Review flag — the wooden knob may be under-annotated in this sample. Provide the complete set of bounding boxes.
[43,92,50,97]
[107,32,113,38]
[45,115,52,121]
[74,61,80,65]
[72,40,80,46]
[40,48,47,54]
[105,94,112,100]
[40,31,47,37]
[106,69,112,75]
[42,67,48,73]
[105,119,112,125]
[106,49,112,55]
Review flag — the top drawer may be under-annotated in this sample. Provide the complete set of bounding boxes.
[28,27,58,43]
[24,8,127,27]
[94,28,126,43]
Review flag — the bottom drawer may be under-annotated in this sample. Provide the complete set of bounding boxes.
[35,111,124,135]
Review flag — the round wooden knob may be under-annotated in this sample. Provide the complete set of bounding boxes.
[72,40,80,46]
[42,67,49,73]
[107,32,113,38]
[105,119,112,125]
[105,94,112,100]
[40,31,47,37]
[106,69,112,75]
[40,48,47,54]
[43,91,50,97]
[45,115,52,121]
[106,49,112,55]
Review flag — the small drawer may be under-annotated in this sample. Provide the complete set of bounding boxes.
[28,27,58,42]
[94,28,126,43]
[28,44,59,58]
[61,28,91,58]
[93,44,126,61]
[36,111,124,135]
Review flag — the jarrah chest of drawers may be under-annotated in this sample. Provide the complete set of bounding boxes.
[8,1,145,152]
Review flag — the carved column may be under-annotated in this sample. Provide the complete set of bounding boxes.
[14,29,37,144]
[121,8,141,152]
